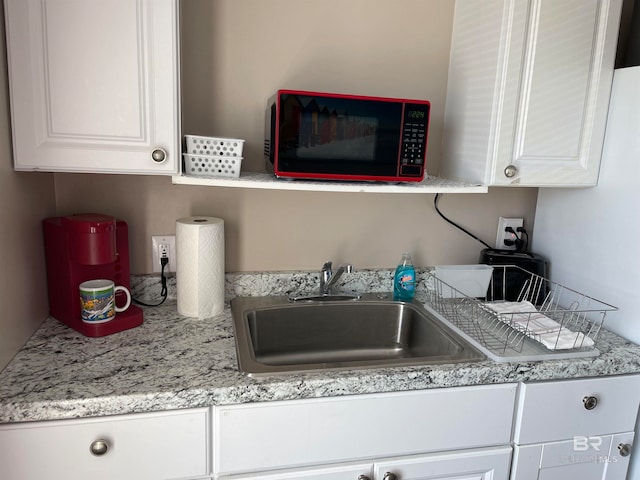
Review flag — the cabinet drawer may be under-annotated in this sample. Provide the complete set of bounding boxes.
[514,374,640,444]
[213,384,517,475]
[0,408,209,480]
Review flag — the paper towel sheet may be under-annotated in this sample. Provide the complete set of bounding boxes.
[176,217,225,319]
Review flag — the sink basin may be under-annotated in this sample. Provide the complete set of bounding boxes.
[231,293,484,376]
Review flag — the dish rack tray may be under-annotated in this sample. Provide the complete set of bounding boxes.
[423,265,618,362]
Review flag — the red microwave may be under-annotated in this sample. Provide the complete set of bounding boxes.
[264,90,430,182]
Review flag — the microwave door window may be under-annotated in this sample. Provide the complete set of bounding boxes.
[298,113,377,161]
[278,95,402,175]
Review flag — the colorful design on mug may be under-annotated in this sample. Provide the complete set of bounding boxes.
[80,288,115,322]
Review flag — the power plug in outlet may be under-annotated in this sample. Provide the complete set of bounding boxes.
[151,235,176,273]
[495,217,524,250]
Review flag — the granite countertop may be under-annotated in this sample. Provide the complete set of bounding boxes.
[1,269,640,424]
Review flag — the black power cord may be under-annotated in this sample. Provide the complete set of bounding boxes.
[503,227,530,252]
[132,256,169,307]
[517,226,529,251]
[503,227,524,250]
[434,193,492,249]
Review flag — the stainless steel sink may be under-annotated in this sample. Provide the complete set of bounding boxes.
[231,293,484,376]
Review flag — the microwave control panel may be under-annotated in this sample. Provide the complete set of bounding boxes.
[400,103,430,176]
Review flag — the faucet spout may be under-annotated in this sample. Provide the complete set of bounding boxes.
[320,261,354,295]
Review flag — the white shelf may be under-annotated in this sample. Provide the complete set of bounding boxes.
[171,171,488,194]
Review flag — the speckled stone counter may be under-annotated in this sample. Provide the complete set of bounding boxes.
[1,269,639,424]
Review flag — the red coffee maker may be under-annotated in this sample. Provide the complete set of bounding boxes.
[42,213,143,337]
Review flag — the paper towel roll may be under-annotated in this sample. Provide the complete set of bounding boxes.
[176,217,225,319]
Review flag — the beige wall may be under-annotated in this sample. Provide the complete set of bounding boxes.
[0,4,56,370]
[54,0,538,274]
[180,0,455,175]
[54,174,537,272]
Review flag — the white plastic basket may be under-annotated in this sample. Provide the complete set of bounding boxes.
[185,135,245,157]
[434,264,494,298]
[183,154,242,178]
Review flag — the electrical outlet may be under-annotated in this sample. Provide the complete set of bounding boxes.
[151,235,176,273]
[495,217,524,250]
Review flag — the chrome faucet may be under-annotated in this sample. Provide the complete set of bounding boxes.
[320,261,354,295]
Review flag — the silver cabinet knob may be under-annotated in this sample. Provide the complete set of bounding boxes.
[89,439,110,456]
[151,148,167,163]
[618,443,632,457]
[383,473,398,480]
[504,164,518,178]
[583,395,598,410]
[357,476,371,480]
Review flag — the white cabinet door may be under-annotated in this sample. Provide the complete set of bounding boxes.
[373,446,512,480]
[602,432,635,480]
[4,0,180,175]
[511,376,640,480]
[221,447,511,480]
[441,0,622,186]
[510,432,634,480]
[219,461,373,480]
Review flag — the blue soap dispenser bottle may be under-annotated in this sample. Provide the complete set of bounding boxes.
[394,252,416,301]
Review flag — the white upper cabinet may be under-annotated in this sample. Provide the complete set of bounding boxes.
[4,0,180,175]
[441,0,623,187]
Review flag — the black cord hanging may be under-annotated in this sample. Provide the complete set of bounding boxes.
[132,260,169,307]
[433,193,492,249]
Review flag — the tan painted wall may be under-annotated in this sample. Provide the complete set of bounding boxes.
[54,174,537,272]
[180,0,456,175]
[53,0,538,274]
[0,4,56,370]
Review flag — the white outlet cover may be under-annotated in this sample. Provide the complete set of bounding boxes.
[151,235,176,273]
[495,217,524,250]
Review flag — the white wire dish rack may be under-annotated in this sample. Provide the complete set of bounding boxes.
[422,265,618,362]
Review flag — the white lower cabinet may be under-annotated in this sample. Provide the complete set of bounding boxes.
[510,374,640,480]
[213,384,518,480]
[220,446,511,480]
[511,432,634,480]
[213,376,640,480]
[0,408,210,480]
[373,447,511,480]
[2,375,639,479]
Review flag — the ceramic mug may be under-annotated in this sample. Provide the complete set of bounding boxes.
[79,279,131,323]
